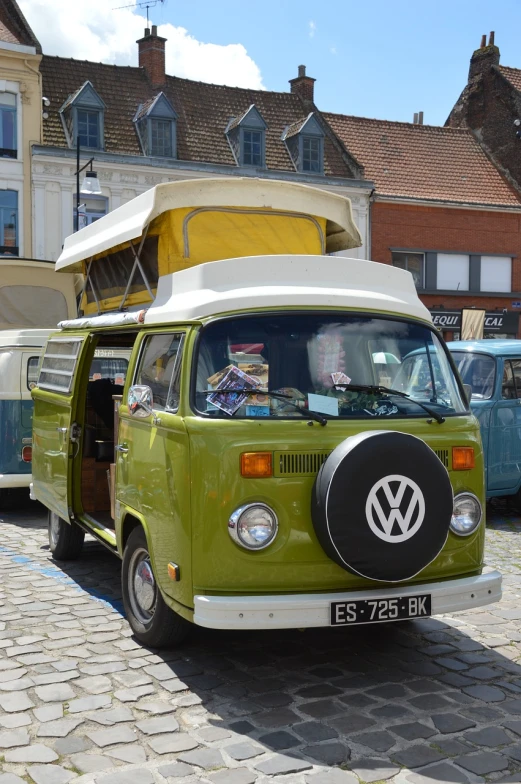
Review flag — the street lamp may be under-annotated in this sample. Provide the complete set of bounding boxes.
[75,136,102,231]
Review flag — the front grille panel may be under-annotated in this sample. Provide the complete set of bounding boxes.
[273,446,452,477]
[274,451,331,477]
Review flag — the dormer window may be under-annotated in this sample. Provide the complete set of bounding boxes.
[60,81,105,150]
[225,105,267,168]
[134,93,177,158]
[282,112,324,174]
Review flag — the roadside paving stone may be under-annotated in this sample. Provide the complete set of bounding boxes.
[75,675,112,694]
[135,715,180,734]
[69,753,115,773]
[37,718,84,737]
[0,775,26,784]
[26,765,77,784]
[405,762,471,784]
[349,759,400,782]
[254,754,313,775]
[136,700,175,714]
[86,725,137,747]
[465,726,512,746]
[34,683,75,702]
[391,722,436,740]
[225,741,264,760]
[33,705,63,722]
[197,726,232,741]
[0,729,30,748]
[113,685,154,701]
[147,733,199,754]
[0,713,32,728]
[178,747,225,769]
[259,730,300,750]
[294,722,339,742]
[456,751,509,774]
[90,707,134,725]
[5,745,59,762]
[0,691,34,711]
[355,730,396,751]
[208,769,258,784]
[92,770,154,784]
[393,746,447,768]
[462,684,505,701]
[431,713,476,733]
[158,761,194,778]
[67,694,111,713]
[106,744,147,763]
[306,770,358,784]
[303,742,351,765]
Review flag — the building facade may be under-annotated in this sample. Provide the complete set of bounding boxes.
[326,113,521,339]
[0,0,41,260]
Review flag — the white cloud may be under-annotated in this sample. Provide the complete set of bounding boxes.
[308,20,316,38]
[18,0,264,89]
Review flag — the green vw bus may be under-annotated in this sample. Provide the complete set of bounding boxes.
[31,178,501,647]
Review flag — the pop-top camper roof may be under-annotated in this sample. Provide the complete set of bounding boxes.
[55,178,363,316]
[0,260,77,330]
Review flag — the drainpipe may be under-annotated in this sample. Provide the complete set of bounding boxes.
[368,188,375,260]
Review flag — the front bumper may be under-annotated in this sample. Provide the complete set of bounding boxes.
[0,473,32,490]
[193,569,502,630]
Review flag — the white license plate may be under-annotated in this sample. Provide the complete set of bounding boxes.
[330,594,431,626]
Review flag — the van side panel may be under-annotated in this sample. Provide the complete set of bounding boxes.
[116,408,193,610]
[0,400,30,476]
[32,390,72,520]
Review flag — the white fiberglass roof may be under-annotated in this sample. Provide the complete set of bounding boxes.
[144,255,431,325]
[55,178,363,272]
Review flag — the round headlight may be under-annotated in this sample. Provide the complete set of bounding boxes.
[450,493,482,536]
[228,503,278,550]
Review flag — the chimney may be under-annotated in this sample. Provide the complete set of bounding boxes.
[468,31,499,82]
[289,65,316,103]
[137,25,167,87]
[418,111,424,125]
[413,112,418,124]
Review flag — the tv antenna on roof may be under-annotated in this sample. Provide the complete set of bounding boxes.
[112,0,165,27]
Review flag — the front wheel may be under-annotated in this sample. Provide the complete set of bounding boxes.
[48,510,85,560]
[121,527,190,648]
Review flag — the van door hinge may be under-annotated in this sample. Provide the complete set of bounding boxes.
[70,422,82,443]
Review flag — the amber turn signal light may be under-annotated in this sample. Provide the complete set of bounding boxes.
[167,562,180,581]
[452,446,475,471]
[240,452,272,478]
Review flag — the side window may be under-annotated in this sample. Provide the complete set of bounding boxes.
[27,356,40,390]
[502,361,516,399]
[510,359,521,399]
[38,338,83,394]
[135,333,184,412]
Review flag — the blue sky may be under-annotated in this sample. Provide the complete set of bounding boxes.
[149,0,521,126]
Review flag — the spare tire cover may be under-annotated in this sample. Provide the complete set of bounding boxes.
[311,431,453,582]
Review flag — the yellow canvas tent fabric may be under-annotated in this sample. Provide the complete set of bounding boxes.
[81,207,327,313]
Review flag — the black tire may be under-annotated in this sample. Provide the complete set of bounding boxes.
[121,527,190,648]
[48,510,85,560]
[312,430,454,583]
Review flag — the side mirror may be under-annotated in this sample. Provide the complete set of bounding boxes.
[462,384,472,406]
[128,385,153,418]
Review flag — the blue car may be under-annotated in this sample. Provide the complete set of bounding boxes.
[448,340,521,508]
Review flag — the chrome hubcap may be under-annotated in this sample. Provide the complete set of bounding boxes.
[49,513,61,547]
[129,548,156,624]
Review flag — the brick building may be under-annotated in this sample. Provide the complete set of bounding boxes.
[326,113,521,339]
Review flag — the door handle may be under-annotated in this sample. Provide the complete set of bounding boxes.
[115,444,129,454]
[56,427,68,433]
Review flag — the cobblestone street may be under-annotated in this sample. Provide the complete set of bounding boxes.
[0,495,519,784]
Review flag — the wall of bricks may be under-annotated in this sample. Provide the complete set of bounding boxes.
[371,201,521,336]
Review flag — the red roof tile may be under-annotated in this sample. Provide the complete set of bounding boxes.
[40,56,354,178]
[497,65,521,93]
[325,113,521,207]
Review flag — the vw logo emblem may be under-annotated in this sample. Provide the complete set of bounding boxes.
[365,474,425,544]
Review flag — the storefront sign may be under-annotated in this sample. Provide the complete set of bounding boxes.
[430,310,519,334]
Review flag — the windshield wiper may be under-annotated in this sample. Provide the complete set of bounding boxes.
[333,383,446,424]
[201,389,327,426]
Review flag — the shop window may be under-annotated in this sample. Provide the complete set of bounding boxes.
[0,93,16,158]
[437,253,469,291]
[481,256,512,293]
[391,252,424,289]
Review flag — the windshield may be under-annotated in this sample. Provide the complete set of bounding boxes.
[450,351,496,400]
[194,313,466,419]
